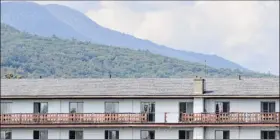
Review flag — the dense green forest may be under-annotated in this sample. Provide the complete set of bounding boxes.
[0,23,274,78]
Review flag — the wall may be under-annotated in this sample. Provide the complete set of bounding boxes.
[6,127,279,139]
[205,99,280,113]
[205,127,280,139]
[1,98,279,123]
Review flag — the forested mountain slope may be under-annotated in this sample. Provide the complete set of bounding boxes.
[1,23,273,78]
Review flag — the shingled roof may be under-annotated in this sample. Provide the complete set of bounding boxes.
[1,78,279,98]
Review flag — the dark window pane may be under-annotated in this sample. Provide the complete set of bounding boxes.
[151,103,155,112]
[179,130,185,139]
[179,103,187,113]
[33,131,39,139]
[69,131,75,139]
[269,131,275,139]
[262,102,268,112]
[223,131,230,139]
[105,130,108,139]
[186,102,193,114]
[116,131,119,139]
[223,102,229,113]
[149,131,155,139]
[34,103,40,113]
[269,103,275,112]
[5,131,12,139]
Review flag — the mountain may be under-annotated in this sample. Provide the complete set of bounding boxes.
[1,23,272,78]
[1,2,248,71]
[0,2,88,41]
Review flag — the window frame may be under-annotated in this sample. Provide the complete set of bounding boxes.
[215,101,230,113]
[261,102,276,113]
[69,102,84,113]
[104,102,119,113]
[1,130,12,140]
[33,130,48,140]
[215,130,230,139]
[261,130,276,139]
[105,130,119,139]
[33,102,48,114]
[69,130,83,140]
[178,130,193,139]
[0,102,12,114]
[140,130,155,139]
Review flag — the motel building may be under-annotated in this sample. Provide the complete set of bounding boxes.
[0,77,279,139]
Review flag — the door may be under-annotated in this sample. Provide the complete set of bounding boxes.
[141,130,155,139]
[215,130,230,139]
[33,130,48,140]
[179,102,193,122]
[69,130,83,140]
[179,130,193,139]
[69,102,83,122]
[261,131,276,139]
[33,102,48,122]
[105,130,119,139]
[261,102,276,121]
[141,102,155,122]
[215,102,230,122]
[105,102,119,122]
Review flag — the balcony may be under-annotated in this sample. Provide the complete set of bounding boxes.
[0,113,148,125]
[0,112,279,126]
[180,112,280,124]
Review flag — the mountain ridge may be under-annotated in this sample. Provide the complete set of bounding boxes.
[1,2,248,71]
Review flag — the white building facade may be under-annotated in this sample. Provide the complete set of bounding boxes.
[1,78,279,139]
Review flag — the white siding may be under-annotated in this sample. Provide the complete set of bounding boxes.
[205,127,279,139]
[8,127,279,139]
[205,99,280,113]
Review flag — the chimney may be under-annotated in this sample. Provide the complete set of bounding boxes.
[194,77,205,94]
[238,75,241,80]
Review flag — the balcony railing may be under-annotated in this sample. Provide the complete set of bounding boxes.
[180,112,279,124]
[0,112,279,125]
[0,113,148,124]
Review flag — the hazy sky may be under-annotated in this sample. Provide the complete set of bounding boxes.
[35,1,279,75]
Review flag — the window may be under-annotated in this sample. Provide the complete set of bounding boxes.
[33,130,48,140]
[179,130,193,139]
[141,130,155,139]
[105,102,119,113]
[69,130,83,139]
[215,130,230,139]
[69,102,83,113]
[179,102,193,121]
[1,102,12,114]
[141,102,155,122]
[261,102,275,113]
[261,131,275,139]
[1,130,12,140]
[34,102,48,113]
[105,130,119,139]
[215,102,230,113]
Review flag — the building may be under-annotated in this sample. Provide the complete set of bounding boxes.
[1,78,279,139]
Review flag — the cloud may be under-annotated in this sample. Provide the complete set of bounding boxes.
[85,1,279,75]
